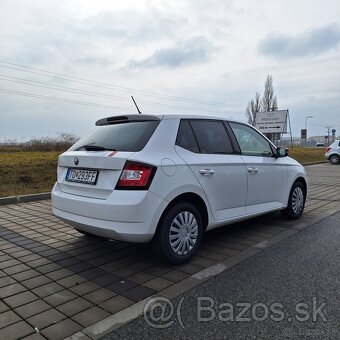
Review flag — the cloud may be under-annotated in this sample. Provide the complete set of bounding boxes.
[258,23,340,58]
[82,8,185,43]
[127,36,213,68]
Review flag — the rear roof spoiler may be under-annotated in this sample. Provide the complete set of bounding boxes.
[95,114,162,126]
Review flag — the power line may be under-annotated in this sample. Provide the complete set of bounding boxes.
[0,74,243,114]
[0,88,134,111]
[0,60,232,107]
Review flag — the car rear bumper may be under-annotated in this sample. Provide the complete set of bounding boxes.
[51,183,165,242]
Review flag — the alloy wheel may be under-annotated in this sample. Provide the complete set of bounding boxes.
[169,211,198,256]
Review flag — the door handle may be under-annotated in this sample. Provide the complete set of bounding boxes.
[199,169,215,176]
[247,167,258,173]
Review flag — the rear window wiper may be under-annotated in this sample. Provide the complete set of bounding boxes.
[76,145,115,151]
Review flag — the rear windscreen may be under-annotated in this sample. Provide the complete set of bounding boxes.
[69,120,159,152]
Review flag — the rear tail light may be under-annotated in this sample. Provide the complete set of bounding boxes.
[115,161,156,190]
[326,147,331,152]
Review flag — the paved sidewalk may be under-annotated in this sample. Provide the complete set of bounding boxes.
[0,163,339,339]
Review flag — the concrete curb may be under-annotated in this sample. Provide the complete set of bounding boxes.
[69,207,340,339]
[0,192,51,206]
[302,161,328,166]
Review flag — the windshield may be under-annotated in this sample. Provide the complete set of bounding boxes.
[69,120,159,152]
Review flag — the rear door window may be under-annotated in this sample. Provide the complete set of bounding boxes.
[190,120,234,154]
[69,121,159,152]
[176,120,200,153]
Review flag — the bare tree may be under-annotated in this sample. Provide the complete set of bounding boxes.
[246,92,261,126]
[261,75,278,112]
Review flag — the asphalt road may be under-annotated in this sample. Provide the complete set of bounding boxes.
[102,212,340,340]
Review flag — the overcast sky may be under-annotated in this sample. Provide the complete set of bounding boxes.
[0,0,339,140]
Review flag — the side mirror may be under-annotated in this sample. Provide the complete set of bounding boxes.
[277,147,289,158]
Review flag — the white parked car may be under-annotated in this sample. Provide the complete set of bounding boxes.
[52,114,307,264]
[325,140,340,164]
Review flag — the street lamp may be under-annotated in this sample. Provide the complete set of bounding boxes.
[303,115,313,147]
[305,115,313,130]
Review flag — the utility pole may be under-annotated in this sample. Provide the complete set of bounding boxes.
[325,126,332,146]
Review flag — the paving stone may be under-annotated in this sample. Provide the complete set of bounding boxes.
[41,318,82,340]
[0,282,26,298]
[3,263,31,275]
[56,257,82,267]
[3,290,38,308]
[145,264,173,276]
[32,282,64,298]
[178,263,205,274]
[56,297,93,316]
[78,267,107,281]
[57,274,87,288]
[20,254,42,263]
[45,268,73,281]
[46,252,72,262]
[99,261,124,272]
[143,277,174,291]
[11,269,40,282]
[0,300,10,313]
[0,254,13,263]
[22,333,46,340]
[72,306,111,327]
[161,269,190,282]
[27,308,66,330]
[69,281,100,295]
[21,275,52,290]
[91,273,121,286]
[0,276,17,288]
[0,310,21,328]
[83,287,117,305]
[105,279,138,294]
[15,300,51,319]
[0,259,20,269]
[127,271,157,284]
[121,284,156,302]
[0,321,34,340]
[113,266,141,277]
[43,290,78,307]
[35,263,62,274]
[26,258,52,268]
[99,295,134,314]
[67,261,93,273]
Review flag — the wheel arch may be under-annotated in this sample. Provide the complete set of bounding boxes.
[294,176,307,196]
[155,192,209,237]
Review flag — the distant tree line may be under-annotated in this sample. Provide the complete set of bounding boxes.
[0,132,79,152]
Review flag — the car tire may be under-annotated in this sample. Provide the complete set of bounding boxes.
[156,202,204,265]
[329,154,340,164]
[281,182,306,220]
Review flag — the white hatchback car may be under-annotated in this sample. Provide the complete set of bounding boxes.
[325,140,340,164]
[52,114,307,264]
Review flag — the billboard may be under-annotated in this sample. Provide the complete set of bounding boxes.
[255,110,288,134]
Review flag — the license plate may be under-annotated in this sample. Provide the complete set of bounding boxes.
[66,168,98,185]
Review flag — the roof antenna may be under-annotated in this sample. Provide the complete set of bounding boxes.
[131,96,142,114]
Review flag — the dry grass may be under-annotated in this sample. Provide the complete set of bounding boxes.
[288,147,327,164]
[0,151,59,197]
[0,147,327,198]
